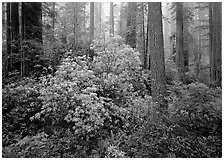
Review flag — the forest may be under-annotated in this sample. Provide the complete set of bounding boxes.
[2,2,222,158]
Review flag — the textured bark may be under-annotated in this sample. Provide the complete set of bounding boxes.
[176,2,185,82]
[137,3,145,68]
[209,2,222,87]
[126,2,137,48]
[148,2,167,112]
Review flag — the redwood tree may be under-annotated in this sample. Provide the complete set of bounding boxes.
[126,2,137,48]
[90,2,94,42]
[176,2,185,82]
[148,2,167,112]
[209,2,222,87]
[110,2,114,36]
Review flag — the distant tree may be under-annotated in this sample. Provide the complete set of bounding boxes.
[6,3,11,73]
[119,2,127,38]
[126,2,137,48]
[148,2,167,112]
[95,2,102,38]
[90,2,94,43]
[145,2,150,70]
[73,2,78,52]
[2,3,8,77]
[89,2,95,61]
[22,3,42,42]
[110,2,114,36]
[21,2,42,75]
[10,3,20,74]
[209,2,222,87]
[11,3,19,55]
[136,2,146,68]
[176,2,185,82]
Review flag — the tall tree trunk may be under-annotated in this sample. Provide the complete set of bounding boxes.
[137,3,145,68]
[176,2,185,82]
[73,2,78,52]
[2,2,8,77]
[126,2,137,48]
[21,2,25,76]
[90,2,94,43]
[148,2,167,112]
[6,3,12,72]
[11,2,20,71]
[23,3,42,42]
[89,2,95,61]
[95,2,101,38]
[110,2,114,36]
[52,2,55,39]
[145,3,150,70]
[195,6,202,80]
[22,2,42,75]
[209,2,222,87]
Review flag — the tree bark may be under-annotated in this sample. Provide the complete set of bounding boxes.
[126,2,137,48]
[73,2,78,52]
[137,3,145,68]
[209,2,222,87]
[110,2,114,36]
[176,2,185,82]
[148,2,168,112]
[6,3,12,72]
[145,3,150,70]
[22,2,42,43]
[90,2,94,43]
[11,3,20,55]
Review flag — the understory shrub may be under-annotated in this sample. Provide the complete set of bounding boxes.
[2,78,43,147]
[23,36,150,157]
[122,83,222,158]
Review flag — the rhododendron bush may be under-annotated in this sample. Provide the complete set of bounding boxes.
[32,36,148,138]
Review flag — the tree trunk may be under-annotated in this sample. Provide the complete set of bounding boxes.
[195,7,202,80]
[126,2,137,48]
[145,3,150,70]
[2,3,8,77]
[110,2,114,36]
[73,2,78,52]
[21,2,42,75]
[23,2,42,43]
[90,2,94,43]
[89,2,95,61]
[52,3,55,30]
[209,2,222,87]
[137,3,145,68]
[52,2,55,40]
[11,3,20,66]
[6,3,12,72]
[95,2,102,38]
[176,2,185,82]
[148,2,168,112]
